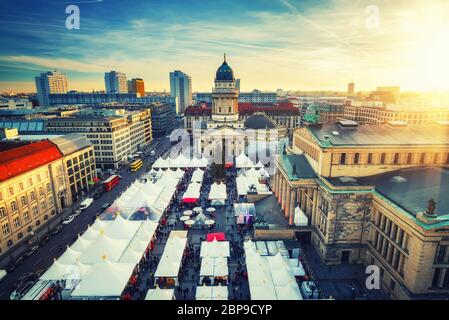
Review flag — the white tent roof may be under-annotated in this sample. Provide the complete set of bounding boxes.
[254,161,264,169]
[145,287,174,300]
[183,182,202,200]
[78,234,130,264]
[212,285,228,300]
[195,285,213,300]
[154,231,188,278]
[199,257,215,277]
[294,206,309,227]
[236,153,254,168]
[200,240,230,258]
[191,169,204,183]
[41,260,91,281]
[71,260,135,298]
[208,182,227,201]
[57,246,81,265]
[152,157,169,169]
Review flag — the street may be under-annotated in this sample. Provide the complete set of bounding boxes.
[0,137,172,300]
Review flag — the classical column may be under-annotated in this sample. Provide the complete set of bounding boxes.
[284,184,291,218]
[274,172,280,198]
[276,175,282,201]
[281,179,288,212]
[289,188,297,225]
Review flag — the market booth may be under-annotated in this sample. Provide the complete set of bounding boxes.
[145,286,175,300]
[195,284,228,300]
[199,256,228,285]
[182,182,201,204]
[208,182,227,206]
[154,231,188,288]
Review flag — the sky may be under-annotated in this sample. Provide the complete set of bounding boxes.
[1,0,449,93]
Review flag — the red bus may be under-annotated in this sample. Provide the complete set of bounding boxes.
[103,174,120,191]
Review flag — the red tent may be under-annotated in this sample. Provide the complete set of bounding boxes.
[182,198,198,203]
[207,232,226,242]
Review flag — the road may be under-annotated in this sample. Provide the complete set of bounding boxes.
[0,137,172,300]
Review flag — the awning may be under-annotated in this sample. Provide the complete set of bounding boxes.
[206,233,225,242]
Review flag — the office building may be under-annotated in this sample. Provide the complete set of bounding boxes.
[48,92,174,106]
[169,70,192,114]
[104,71,128,94]
[46,108,152,170]
[35,71,68,107]
[272,120,449,299]
[148,103,177,137]
[127,78,145,97]
[347,82,355,96]
[236,79,241,93]
[0,97,33,110]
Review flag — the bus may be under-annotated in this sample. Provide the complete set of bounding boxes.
[130,158,143,172]
[103,174,120,192]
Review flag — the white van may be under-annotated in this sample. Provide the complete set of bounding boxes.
[79,197,94,210]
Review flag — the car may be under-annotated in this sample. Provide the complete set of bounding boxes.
[100,202,111,212]
[39,235,51,247]
[24,245,39,257]
[79,198,94,210]
[13,272,36,289]
[0,269,6,282]
[51,225,63,236]
[150,150,155,156]
[10,280,36,300]
[6,257,24,273]
[62,215,75,225]
[72,209,82,218]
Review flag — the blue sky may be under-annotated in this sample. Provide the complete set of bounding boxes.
[1,0,449,92]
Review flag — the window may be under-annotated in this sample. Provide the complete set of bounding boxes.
[354,153,360,164]
[10,201,17,212]
[393,153,399,165]
[0,191,2,201]
[36,220,41,227]
[38,187,44,197]
[19,182,24,191]
[20,196,27,206]
[28,178,33,187]
[407,153,413,164]
[30,191,36,201]
[420,153,426,164]
[36,174,41,182]
[8,187,14,196]
[46,183,51,193]
[2,223,10,236]
[32,206,38,216]
[41,201,47,211]
[367,153,373,164]
[13,217,20,229]
[48,197,54,206]
[380,153,386,164]
[0,207,6,218]
[340,153,346,165]
[23,211,30,223]
[432,268,441,287]
[435,245,447,263]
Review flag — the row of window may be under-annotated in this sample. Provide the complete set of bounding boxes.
[0,176,50,201]
[338,152,449,166]
[0,191,53,219]
[431,268,449,289]
[372,210,409,251]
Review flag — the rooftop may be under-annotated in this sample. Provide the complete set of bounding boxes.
[0,140,62,181]
[279,154,316,180]
[309,123,449,147]
[50,133,92,156]
[244,115,276,129]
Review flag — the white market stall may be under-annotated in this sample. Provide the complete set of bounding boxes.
[208,182,227,206]
[145,287,175,300]
[199,257,228,285]
[154,231,188,287]
[200,240,230,258]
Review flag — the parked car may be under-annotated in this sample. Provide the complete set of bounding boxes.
[79,198,94,210]
[39,235,51,247]
[0,269,6,282]
[150,150,155,156]
[72,209,82,218]
[24,245,39,257]
[100,202,111,212]
[10,280,36,300]
[300,281,320,299]
[62,215,75,225]
[51,225,63,236]
[13,272,37,289]
[6,257,24,273]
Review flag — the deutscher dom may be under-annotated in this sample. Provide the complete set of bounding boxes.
[207,54,244,129]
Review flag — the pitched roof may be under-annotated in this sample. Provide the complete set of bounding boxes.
[0,140,62,181]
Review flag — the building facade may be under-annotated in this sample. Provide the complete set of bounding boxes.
[48,92,175,106]
[272,121,449,299]
[148,103,177,137]
[104,71,128,94]
[0,141,70,257]
[195,89,277,104]
[46,109,152,170]
[35,71,68,107]
[170,70,192,114]
[0,98,33,110]
[127,78,145,97]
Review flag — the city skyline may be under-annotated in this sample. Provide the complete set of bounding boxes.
[1,0,449,93]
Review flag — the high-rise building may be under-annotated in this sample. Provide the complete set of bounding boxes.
[169,70,192,114]
[236,78,241,93]
[127,78,145,97]
[104,71,128,94]
[347,82,355,96]
[35,71,68,107]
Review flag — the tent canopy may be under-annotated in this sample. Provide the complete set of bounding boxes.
[200,240,230,258]
[206,233,226,242]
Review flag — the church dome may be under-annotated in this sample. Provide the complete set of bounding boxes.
[216,55,234,81]
[244,115,276,129]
